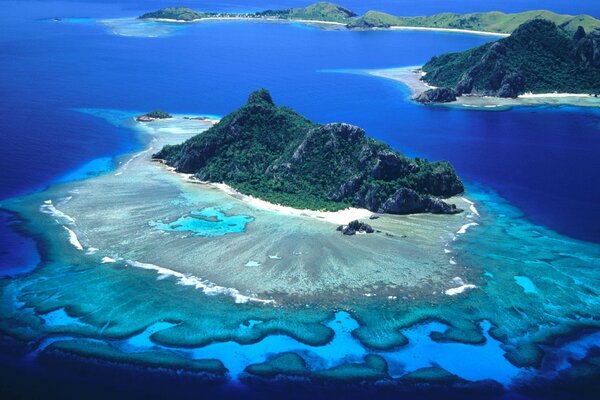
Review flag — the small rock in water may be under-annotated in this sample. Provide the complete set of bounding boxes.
[337,220,374,235]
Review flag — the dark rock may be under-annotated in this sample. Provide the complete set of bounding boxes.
[342,227,356,235]
[339,220,374,235]
[377,188,461,215]
[573,26,586,41]
[575,31,600,67]
[416,87,458,104]
[497,72,526,98]
[369,215,379,220]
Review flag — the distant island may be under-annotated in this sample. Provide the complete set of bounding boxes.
[153,89,464,215]
[139,2,600,35]
[136,110,172,122]
[417,19,600,102]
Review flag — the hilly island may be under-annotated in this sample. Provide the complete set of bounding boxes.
[153,90,464,214]
[139,2,600,35]
[418,19,600,102]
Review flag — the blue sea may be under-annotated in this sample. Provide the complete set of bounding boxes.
[1,0,600,398]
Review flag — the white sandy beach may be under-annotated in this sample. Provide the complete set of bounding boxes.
[162,167,373,225]
[149,16,347,27]
[366,66,600,108]
[389,25,509,37]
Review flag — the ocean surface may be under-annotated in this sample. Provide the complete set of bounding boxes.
[1,0,600,244]
[1,1,600,398]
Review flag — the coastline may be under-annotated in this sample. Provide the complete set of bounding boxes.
[159,164,374,226]
[144,16,514,36]
[146,16,347,27]
[365,66,600,109]
[389,25,509,37]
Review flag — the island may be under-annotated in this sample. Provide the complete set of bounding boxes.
[346,9,600,34]
[153,89,464,215]
[417,19,600,102]
[138,2,600,36]
[136,110,172,122]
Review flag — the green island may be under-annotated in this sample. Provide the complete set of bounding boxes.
[153,89,463,213]
[139,2,600,35]
[136,109,173,122]
[418,19,600,101]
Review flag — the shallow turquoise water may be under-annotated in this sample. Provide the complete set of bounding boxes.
[150,208,254,237]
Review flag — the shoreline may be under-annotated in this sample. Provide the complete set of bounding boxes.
[389,25,509,37]
[146,16,347,27]
[144,16,513,36]
[365,66,600,109]
[157,162,374,226]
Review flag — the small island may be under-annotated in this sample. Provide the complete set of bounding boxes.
[138,2,600,36]
[153,89,464,215]
[136,110,172,122]
[417,19,600,103]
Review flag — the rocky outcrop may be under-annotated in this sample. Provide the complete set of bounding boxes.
[336,220,375,235]
[575,29,600,67]
[377,188,460,214]
[416,88,458,104]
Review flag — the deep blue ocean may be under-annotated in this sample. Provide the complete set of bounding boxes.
[1,1,600,398]
[2,0,600,243]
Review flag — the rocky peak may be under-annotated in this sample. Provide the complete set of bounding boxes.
[247,89,274,105]
[575,30,600,67]
[573,26,586,41]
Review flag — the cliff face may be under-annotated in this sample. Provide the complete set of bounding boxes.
[154,90,464,214]
[421,19,600,98]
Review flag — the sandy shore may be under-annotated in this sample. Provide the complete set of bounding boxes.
[148,16,514,36]
[390,26,509,37]
[366,66,600,109]
[161,165,373,225]
[148,16,347,27]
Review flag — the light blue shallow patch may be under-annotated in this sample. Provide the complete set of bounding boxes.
[110,312,522,385]
[40,308,87,327]
[514,276,539,294]
[98,17,188,38]
[150,208,253,237]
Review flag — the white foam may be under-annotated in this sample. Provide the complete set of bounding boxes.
[40,200,75,223]
[86,247,99,255]
[244,260,261,267]
[126,260,274,304]
[445,277,477,296]
[461,197,480,217]
[449,258,457,265]
[444,249,452,254]
[207,182,372,225]
[268,255,282,260]
[63,226,83,250]
[101,256,116,263]
[457,222,479,234]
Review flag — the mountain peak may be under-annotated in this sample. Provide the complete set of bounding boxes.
[247,89,274,105]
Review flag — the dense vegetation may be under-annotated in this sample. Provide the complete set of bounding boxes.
[139,7,208,21]
[255,2,356,23]
[145,110,172,119]
[347,9,600,34]
[139,2,600,35]
[154,90,463,214]
[422,20,600,97]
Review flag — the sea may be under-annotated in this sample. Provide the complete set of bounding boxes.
[1,1,600,399]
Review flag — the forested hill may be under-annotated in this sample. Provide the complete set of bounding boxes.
[139,2,600,35]
[420,20,600,99]
[153,90,464,215]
